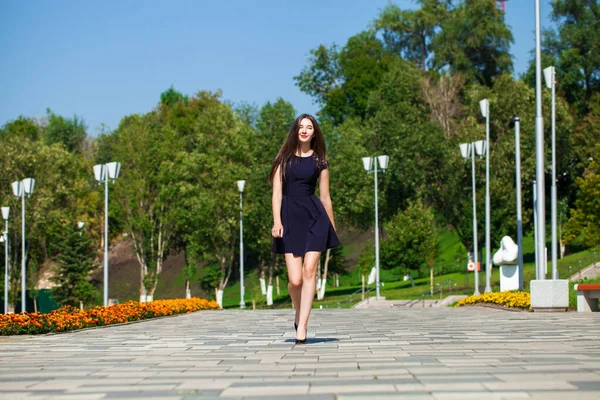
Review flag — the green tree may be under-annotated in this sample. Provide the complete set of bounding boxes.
[160,86,189,107]
[0,117,99,311]
[547,0,600,114]
[168,91,251,306]
[295,31,395,124]
[374,0,450,70]
[564,143,600,247]
[50,222,98,308]
[381,200,438,294]
[431,0,513,86]
[111,113,180,302]
[43,109,87,153]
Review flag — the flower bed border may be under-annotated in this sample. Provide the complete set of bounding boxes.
[0,298,220,336]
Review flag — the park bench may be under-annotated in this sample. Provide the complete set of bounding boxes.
[574,284,600,312]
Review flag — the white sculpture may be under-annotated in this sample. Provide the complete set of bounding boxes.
[493,236,519,266]
[492,236,520,292]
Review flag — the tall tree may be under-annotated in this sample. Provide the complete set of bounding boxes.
[169,91,251,307]
[43,109,88,153]
[564,143,600,248]
[111,114,180,302]
[431,0,513,86]
[547,0,600,114]
[295,31,395,124]
[374,0,450,70]
[50,222,98,308]
[381,200,438,294]
[0,117,99,310]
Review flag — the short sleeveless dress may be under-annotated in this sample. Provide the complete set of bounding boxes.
[272,154,340,256]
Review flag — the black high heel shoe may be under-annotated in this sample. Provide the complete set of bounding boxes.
[294,322,298,332]
[295,328,307,345]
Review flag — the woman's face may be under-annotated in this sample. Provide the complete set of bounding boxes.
[298,118,314,144]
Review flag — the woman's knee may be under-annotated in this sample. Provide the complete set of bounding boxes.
[288,278,303,288]
[302,267,317,282]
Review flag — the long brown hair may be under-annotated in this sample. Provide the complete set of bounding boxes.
[269,114,328,184]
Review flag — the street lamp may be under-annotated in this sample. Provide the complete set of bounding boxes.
[362,155,389,300]
[509,117,524,290]
[12,178,35,313]
[236,180,246,310]
[479,98,492,293]
[94,161,121,307]
[460,140,486,295]
[1,207,9,314]
[544,66,558,280]
[534,0,546,281]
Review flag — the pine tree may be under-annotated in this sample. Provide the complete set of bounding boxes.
[50,222,98,308]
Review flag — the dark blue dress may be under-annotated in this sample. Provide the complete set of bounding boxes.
[272,154,340,256]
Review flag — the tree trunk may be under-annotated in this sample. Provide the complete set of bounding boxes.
[267,258,274,306]
[260,261,267,295]
[318,249,331,300]
[185,279,191,299]
[362,274,365,301]
[139,284,147,303]
[316,257,322,291]
[216,289,223,308]
[430,266,434,296]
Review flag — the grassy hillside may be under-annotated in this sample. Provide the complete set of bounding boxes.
[103,227,598,311]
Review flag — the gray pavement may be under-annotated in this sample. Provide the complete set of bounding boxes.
[1,307,599,399]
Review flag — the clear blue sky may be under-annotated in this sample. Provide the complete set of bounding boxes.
[0,0,555,136]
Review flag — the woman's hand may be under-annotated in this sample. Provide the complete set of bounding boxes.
[271,223,284,238]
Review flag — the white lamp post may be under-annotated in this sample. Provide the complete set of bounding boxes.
[1,206,8,314]
[94,161,121,307]
[236,180,246,309]
[460,140,486,295]
[544,66,558,280]
[362,155,389,300]
[534,0,546,281]
[479,98,492,293]
[12,178,35,313]
[510,117,524,290]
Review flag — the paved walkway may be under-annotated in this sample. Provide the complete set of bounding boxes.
[1,307,599,399]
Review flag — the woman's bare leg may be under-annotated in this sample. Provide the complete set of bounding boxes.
[296,251,321,340]
[285,254,303,326]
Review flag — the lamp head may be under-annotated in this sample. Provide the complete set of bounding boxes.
[459,143,471,159]
[11,181,22,197]
[474,140,486,157]
[236,180,246,193]
[377,155,390,171]
[543,66,555,89]
[93,164,106,183]
[106,162,121,181]
[22,178,35,196]
[479,99,489,118]
[362,157,373,172]
[1,207,9,221]
[508,116,519,129]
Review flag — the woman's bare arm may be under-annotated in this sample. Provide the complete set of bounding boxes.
[271,166,284,237]
[319,168,336,231]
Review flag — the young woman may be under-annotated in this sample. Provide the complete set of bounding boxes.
[270,114,340,344]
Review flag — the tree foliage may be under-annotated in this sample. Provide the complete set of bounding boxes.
[50,222,98,308]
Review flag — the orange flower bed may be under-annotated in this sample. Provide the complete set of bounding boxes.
[0,298,220,336]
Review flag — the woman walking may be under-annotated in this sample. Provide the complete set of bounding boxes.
[270,114,340,344]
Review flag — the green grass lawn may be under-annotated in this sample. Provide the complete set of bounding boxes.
[219,226,599,310]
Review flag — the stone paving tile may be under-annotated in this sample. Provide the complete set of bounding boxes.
[0,307,599,399]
